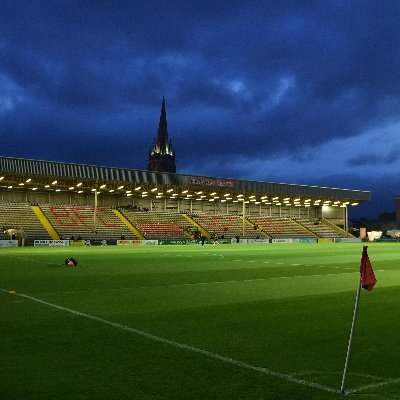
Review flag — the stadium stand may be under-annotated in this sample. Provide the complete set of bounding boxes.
[188,214,264,239]
[248,216,316,238]
[39,204,138,241]
[0,200,352,244]
[118,210,195,239]
[0,202,51,243]
[296,218,346,238]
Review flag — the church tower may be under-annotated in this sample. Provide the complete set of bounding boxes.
[147,97,176,173]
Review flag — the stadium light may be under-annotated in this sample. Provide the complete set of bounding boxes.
[77,182,83,187]
[182,190,188,193]
[117,185,124,189]
[151,188,158,192]
[7,185,12,188]
[91,188,96,192]
[126,193,132,197]
[226,197,232,200]
[158,192,163,195]
[221,199,226,202]
[351,202,359,206]
[69,187,74,190]
[109,189,114,193]
[249,195,255,199]
[126,190,131,193]
[209,199,215,202]
[142,191,148,194]
[100,184,106,189]
[32,187,37,191]
[19,183,24,186]
[167,189,173,193]
[283,197,290,201]
[233,200,238,203]
[134,186,141,191]
[186,194,192,197]
[45,184,50,188]
[237,194,243,198]
[78,190,83,193]
[52,180,57,185]
[0,176,4,180]
[142,194,148,197]
[224,193,230,197]
[210,192,216,196]
[195,191,203,194]
[26,178,31,182]
[55,189,60,192]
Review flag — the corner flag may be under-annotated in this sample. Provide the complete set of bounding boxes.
[341,246,377,394]
[360,246,377,291]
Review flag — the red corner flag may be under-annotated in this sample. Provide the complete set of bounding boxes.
[360,246,377,291]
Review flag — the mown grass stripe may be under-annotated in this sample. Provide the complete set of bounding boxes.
[0,288,341,395]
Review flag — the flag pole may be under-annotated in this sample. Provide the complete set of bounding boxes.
[340,245,368,395]
[340,271,362,394]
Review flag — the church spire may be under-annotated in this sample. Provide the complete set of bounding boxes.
[147,97,176,173]
[157,96,168,147]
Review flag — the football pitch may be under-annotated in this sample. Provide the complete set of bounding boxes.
[1,243,400,400]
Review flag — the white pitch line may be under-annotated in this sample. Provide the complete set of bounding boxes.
[289,370,400,393]
[1,288,397,394]
[0,288,340,395]
[28,272,357,295]
[8,255,61,267]
[346,377,400,394]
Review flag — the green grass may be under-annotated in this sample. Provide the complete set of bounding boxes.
[1,242,400,399]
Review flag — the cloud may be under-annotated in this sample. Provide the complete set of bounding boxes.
[1,0,400,219]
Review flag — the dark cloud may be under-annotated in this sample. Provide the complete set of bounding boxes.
[347,145,400,166]
[1,0,400,218]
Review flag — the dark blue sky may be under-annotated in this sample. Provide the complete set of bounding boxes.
[1,1,400,219]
